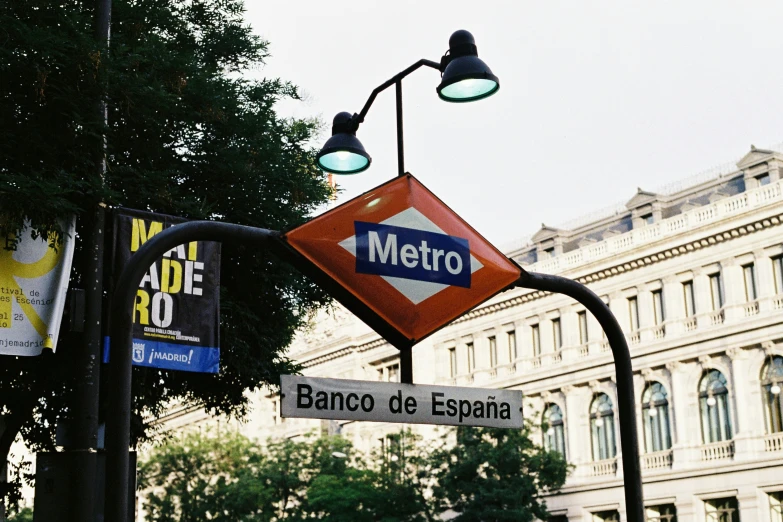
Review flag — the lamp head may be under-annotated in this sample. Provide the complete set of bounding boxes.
[316,112,372,174]
[437,30,500,103]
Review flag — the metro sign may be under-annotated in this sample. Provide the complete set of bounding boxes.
[283,174,521,348]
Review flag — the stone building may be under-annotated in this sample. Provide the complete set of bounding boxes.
[157,145,783,522]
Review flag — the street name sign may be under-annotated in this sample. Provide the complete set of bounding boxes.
[280,375,523,429]
[283,174,522,348]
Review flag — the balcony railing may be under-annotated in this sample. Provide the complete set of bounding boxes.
[641,449,673,470]
[524,179,783,275]
[588,458,618,477]
[764,432,783,452]
[700,440,735,461]
[743,300,760,317]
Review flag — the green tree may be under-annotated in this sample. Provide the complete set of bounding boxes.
[0,0,332,505]
[429,426,568,522]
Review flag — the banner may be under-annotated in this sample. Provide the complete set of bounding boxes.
[0,218,76,356]
[106,209,221,373]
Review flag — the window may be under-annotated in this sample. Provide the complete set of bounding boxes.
[531,324,541,356]
[628,296,640,331]
[578,311,588,344]
[653,290,665,325]
[709,273,724,310]
[683,281,696,317]
[773,256,783,295]
[699,370,733,443]
[592,510,619,522]
[646,504,677,522]
[642,213,654,225]
[488,336,497,367]
[590,393,617,461]
[705,497,739,522]
[552,318,562,350]
[762,356,783,434]
[449,347,457,377]
[466,343,475,373]
[758,173,771,186]
[743,263,757,301]
[642,382,672,453]
[543,403,566,456]
[771,491,783,522]
[377,363,400,382]
[508,330,517,361]
[544,246,556,258]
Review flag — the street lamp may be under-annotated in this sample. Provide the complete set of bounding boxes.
[316,29,499,176]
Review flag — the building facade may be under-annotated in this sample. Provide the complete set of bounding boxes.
[159,146,783,522]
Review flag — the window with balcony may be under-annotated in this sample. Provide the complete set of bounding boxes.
[488,336,497,367]
[653,290,665,325]
[552,318,562,350]
[705,497,739,522]
[709,273,724,310]
[628,296,640,331]
[592,510,619,522]
[683,281,696,317]
[590,393,617,461]
[578,311,588,344]
[699,370,733,443]
[742,263,757,301]
[508,330,517,361]
[448,347,457,378]
[770,491,782,522]
[531,324,541,357]
[762,356,783,434]
[643,382,672,453]
[467,342,475,373]
[543,403,566,457]
[646,504,677,522]
[757,173,771,186]
[773,256,783,295]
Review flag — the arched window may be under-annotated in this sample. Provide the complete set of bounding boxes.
[643,382,672,453]
[543,403,566,457]
[590,393,617,461]
[762,356,783,434]
[699,370,732,443]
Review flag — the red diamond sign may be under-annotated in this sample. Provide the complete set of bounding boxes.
[283,174,521,346]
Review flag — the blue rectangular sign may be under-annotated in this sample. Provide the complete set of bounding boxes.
[354,221,471,288]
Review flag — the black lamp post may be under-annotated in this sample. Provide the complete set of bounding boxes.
[316,29,499,177]
[105,29,645,522]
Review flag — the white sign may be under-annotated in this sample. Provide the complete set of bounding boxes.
[280,375,523,429]
[0,218,76,356]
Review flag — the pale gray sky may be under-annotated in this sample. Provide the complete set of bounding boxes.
[245,0,783,247]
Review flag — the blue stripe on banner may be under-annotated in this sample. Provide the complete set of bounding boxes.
[102,336,219,374]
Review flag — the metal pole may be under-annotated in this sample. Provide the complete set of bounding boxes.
[71,0,112,520]
[104,221,279,522]
[395,80,405,177]
[514,271,644,522]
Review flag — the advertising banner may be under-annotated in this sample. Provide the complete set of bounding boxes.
[107,209,221,373]
[280,375,524,428]
[0,218,76,356]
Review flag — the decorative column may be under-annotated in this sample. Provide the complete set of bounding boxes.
[663,275,685,336]
[561,307,580,361]
[539,315,555,355]
[754,249,776,312]
[720,257,745,322]
[693,267,712,329]
[637,285,655,342]
[563,384,591,474]
[667,360,700,469]
[727,347,765,459]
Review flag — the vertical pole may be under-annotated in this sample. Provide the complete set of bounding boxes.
[72,1,111,520]
[395,80,404,177]
[515,272,644,522]
[399,346,413,384]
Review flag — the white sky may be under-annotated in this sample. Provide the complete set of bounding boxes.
[245,0,783,248]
